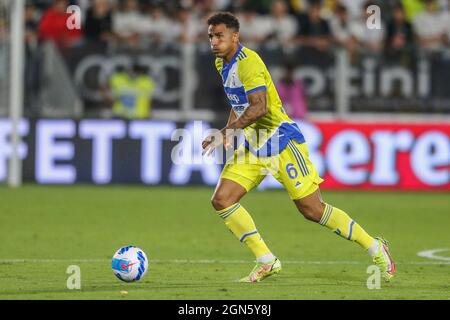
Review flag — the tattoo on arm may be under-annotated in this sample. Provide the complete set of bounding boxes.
[227,90,267,130]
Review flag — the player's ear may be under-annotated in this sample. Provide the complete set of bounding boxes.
[232,31,239,43]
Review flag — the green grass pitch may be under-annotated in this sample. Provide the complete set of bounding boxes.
[0,185,449,299]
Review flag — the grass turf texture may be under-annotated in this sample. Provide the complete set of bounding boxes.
[0,185,449,299]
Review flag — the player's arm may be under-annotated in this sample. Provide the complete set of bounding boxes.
[204,90,266,154]
[202,55,267,155]
[225,54,268,130]
[226,107,237,126]
[225,90,267,130]
[203,93,266,154]
[202,108,238,155]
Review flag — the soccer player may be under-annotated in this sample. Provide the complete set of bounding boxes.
[202,12,395,283]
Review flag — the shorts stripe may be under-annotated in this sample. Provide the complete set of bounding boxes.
[219,203,241,219]
[287,142,306,176]
[288,141,309,175]
[288,141,308,177]
[290,142,310,176]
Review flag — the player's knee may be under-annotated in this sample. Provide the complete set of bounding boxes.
[300,208,319,222]
[211,191,234,211]
[297,202,325,222]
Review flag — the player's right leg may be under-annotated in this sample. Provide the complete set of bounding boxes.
[293,189,395,281]
[211,152,281,282]
[275,139,395,281]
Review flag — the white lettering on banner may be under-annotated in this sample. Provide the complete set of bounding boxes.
[417,60,430,97]
[362,59,376,97]
[170,121,221,185]
[381,68,413,97]
[326,130,371,185]
[276,58,430,100]
[129,121,175,184]
[36,120,76,184]
[350,59,431,99]
[0,118,448,188]
[0,119,29,182]
[370,130,414,185]
[79,120,126,184]
[411,132,450,186]
[295,67,326,96]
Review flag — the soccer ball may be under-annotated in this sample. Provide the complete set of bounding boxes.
[112,246,148,282]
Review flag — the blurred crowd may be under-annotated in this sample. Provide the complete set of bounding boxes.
[2,0,449,118]
[22,0,450,55]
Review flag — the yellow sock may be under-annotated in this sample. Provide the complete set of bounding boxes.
[217,203,272,259]
[319,203,374,250]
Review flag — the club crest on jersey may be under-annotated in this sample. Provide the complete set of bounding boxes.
[231,72,237,86]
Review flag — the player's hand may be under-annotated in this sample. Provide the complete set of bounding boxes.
[202,131,221,156]
[202,128,233,156]
[222,128,234,151]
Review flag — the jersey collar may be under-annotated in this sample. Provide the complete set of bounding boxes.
[222,43,243,83]
[223,43,243,67]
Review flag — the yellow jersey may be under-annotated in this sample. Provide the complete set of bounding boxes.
[215,44,305,156]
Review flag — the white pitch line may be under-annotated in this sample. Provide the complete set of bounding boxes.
[417,249,450,262]
[0,259,449,265]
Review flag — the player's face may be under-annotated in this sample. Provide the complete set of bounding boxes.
[208,24,239,59]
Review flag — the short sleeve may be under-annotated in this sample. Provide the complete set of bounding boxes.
[238,55,267,95]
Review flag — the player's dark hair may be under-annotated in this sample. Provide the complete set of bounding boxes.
[207,12,240,32]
